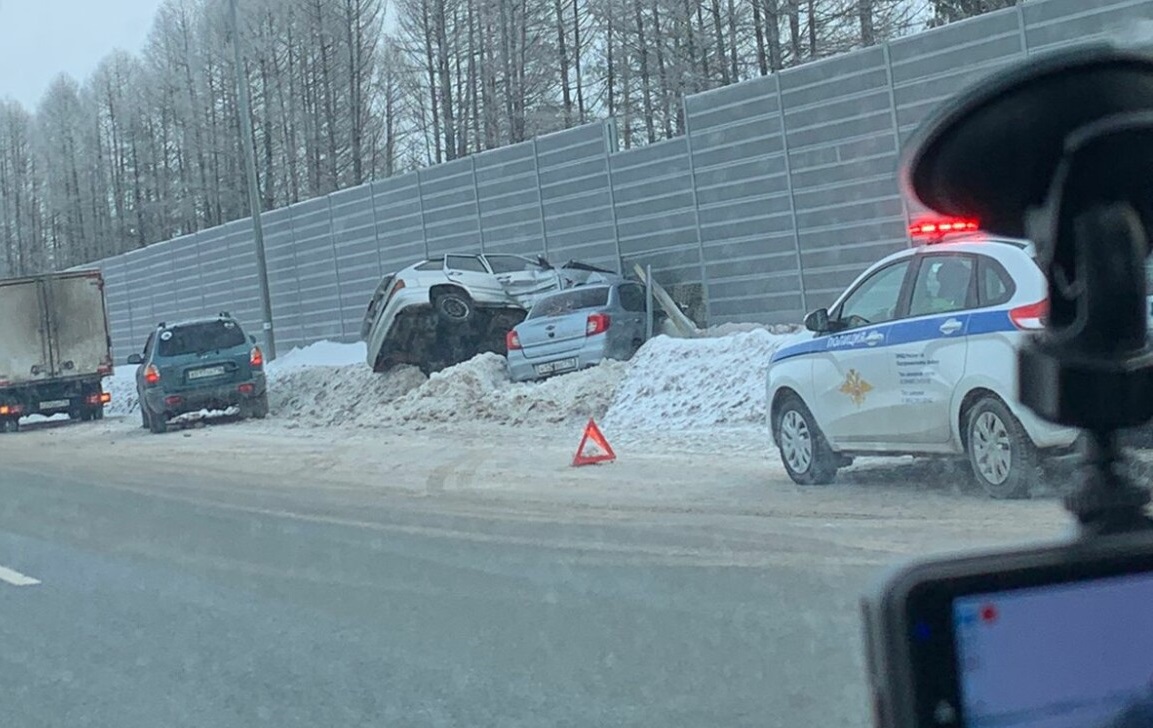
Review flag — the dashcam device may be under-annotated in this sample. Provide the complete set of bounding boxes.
[864,43,1153,727]
[862,532,1153,728]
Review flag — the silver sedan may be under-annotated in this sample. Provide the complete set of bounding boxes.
[506,281,649,382]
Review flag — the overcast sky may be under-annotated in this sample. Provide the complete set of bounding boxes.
[0,0,166,110]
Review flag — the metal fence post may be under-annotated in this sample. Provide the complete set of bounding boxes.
[532,138,549,259]
[416,169,430,259]
[472,156,487,254]
[645,263,654,341]
[882,43,913,236]
[326,195,347,340]
[603,120,625,272]
[681,97,711,327]
[774,72,808,314]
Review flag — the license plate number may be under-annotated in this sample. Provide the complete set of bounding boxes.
[535,358,577,376]
[187,366,226,380]
[39,399,69,409]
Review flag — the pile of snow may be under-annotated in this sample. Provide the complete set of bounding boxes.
[268,363,427,427]
[105,368,139,417]
[267,340,365,372]
[268,346,627,429]
[603,330,794,432]
[390,353,627,427]
[98,327,804,442]
[702,322,800,337]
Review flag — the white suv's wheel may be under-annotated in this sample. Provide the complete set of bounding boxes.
[965,396,1038,499]
[774,394,838,485]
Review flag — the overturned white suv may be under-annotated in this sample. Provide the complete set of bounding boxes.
[361,253,619,374]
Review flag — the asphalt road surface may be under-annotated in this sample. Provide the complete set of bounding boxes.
[0,418,1071,727]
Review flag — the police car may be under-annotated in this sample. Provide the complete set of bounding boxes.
[766,218,1080,499]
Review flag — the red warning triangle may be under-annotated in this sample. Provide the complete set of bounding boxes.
[572,418,616,467]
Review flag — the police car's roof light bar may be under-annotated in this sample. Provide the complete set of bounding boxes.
[908,216,980,243]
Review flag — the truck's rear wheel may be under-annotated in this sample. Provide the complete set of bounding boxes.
[1,419,18,433]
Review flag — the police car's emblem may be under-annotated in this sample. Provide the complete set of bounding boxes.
[839,369,873,406]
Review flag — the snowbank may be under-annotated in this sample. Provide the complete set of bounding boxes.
[702,322,800,337]
[270,352,628,429]
[99,329,802,445]
[105,368,139,418]
[603,330,792,431]
[267,340,365,372]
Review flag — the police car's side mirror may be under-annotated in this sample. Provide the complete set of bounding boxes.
[804,308,830,333]
[127,353,143,365]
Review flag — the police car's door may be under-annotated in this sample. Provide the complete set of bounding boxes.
[887,253,977,444]
[814,259,911,445]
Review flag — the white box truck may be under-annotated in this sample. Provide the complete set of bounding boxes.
[0,270,114,431]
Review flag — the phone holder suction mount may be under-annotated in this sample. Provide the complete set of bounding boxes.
[901,45,1153,535]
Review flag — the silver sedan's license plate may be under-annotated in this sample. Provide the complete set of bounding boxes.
[39,399,69,409]
[187,365,226,380]
[535,358,577,376]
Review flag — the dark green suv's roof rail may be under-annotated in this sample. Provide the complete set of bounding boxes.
[218,311,231,318]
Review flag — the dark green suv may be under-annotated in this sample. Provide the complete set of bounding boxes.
[128,315,269,434]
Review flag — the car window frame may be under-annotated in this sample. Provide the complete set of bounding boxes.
[830,258,916,331]
[617,283,646,313]
[483,254,538,274]
[155,320,247,358]
[976,254,1016,308]
[444,254,488,274]
[905,252,979,319]
[414,258,445,272]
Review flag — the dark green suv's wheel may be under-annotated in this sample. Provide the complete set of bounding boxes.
[140,401,150,429]
[148,405,169,434]
[247,393,270,419]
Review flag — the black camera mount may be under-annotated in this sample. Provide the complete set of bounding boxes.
[901,45,1153,536]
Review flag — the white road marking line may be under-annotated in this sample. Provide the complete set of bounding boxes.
[0,565,41,586]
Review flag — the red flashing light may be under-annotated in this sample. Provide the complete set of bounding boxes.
[909,217,980,239]
[0,404,20,416]
[586,313,610,336]
[250,346,264,368]
[101,392,111,404]
[506,330,522,351]
[1009,299,1048,331]
[144,364,161,385]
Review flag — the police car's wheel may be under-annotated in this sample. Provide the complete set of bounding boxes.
[776,395,838,485]
[965,396,1037,500]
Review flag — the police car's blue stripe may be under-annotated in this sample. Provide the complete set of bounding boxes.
[769,309,1016,363]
